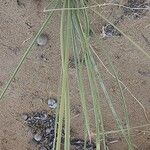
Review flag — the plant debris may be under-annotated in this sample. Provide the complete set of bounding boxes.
[23,111,96,150]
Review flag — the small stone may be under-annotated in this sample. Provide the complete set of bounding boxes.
[41,113,47,120]
[36,34,48,46]
[45,128,51,134]
[102,24,121,37]
[48,99,57,109]
[33,133,42,142]
[21,114,28,121]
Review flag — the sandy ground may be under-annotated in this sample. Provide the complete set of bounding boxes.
[0,0,150,150]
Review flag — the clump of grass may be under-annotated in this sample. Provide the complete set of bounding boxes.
[0,0,150,150]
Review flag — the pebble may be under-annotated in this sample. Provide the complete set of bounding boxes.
[33,133,42,142]
[103,24,121,37]
[45,128,51,134]
[47,98,57,109]
[21,114,28,121]
[36,34,48,46]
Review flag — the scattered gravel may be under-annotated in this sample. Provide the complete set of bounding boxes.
[24,111,55,149]
[123,0,148,18]
[23,111,96,150]
[100,0,149,38]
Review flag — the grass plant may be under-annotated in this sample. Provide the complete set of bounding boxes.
[0,0,150,150]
